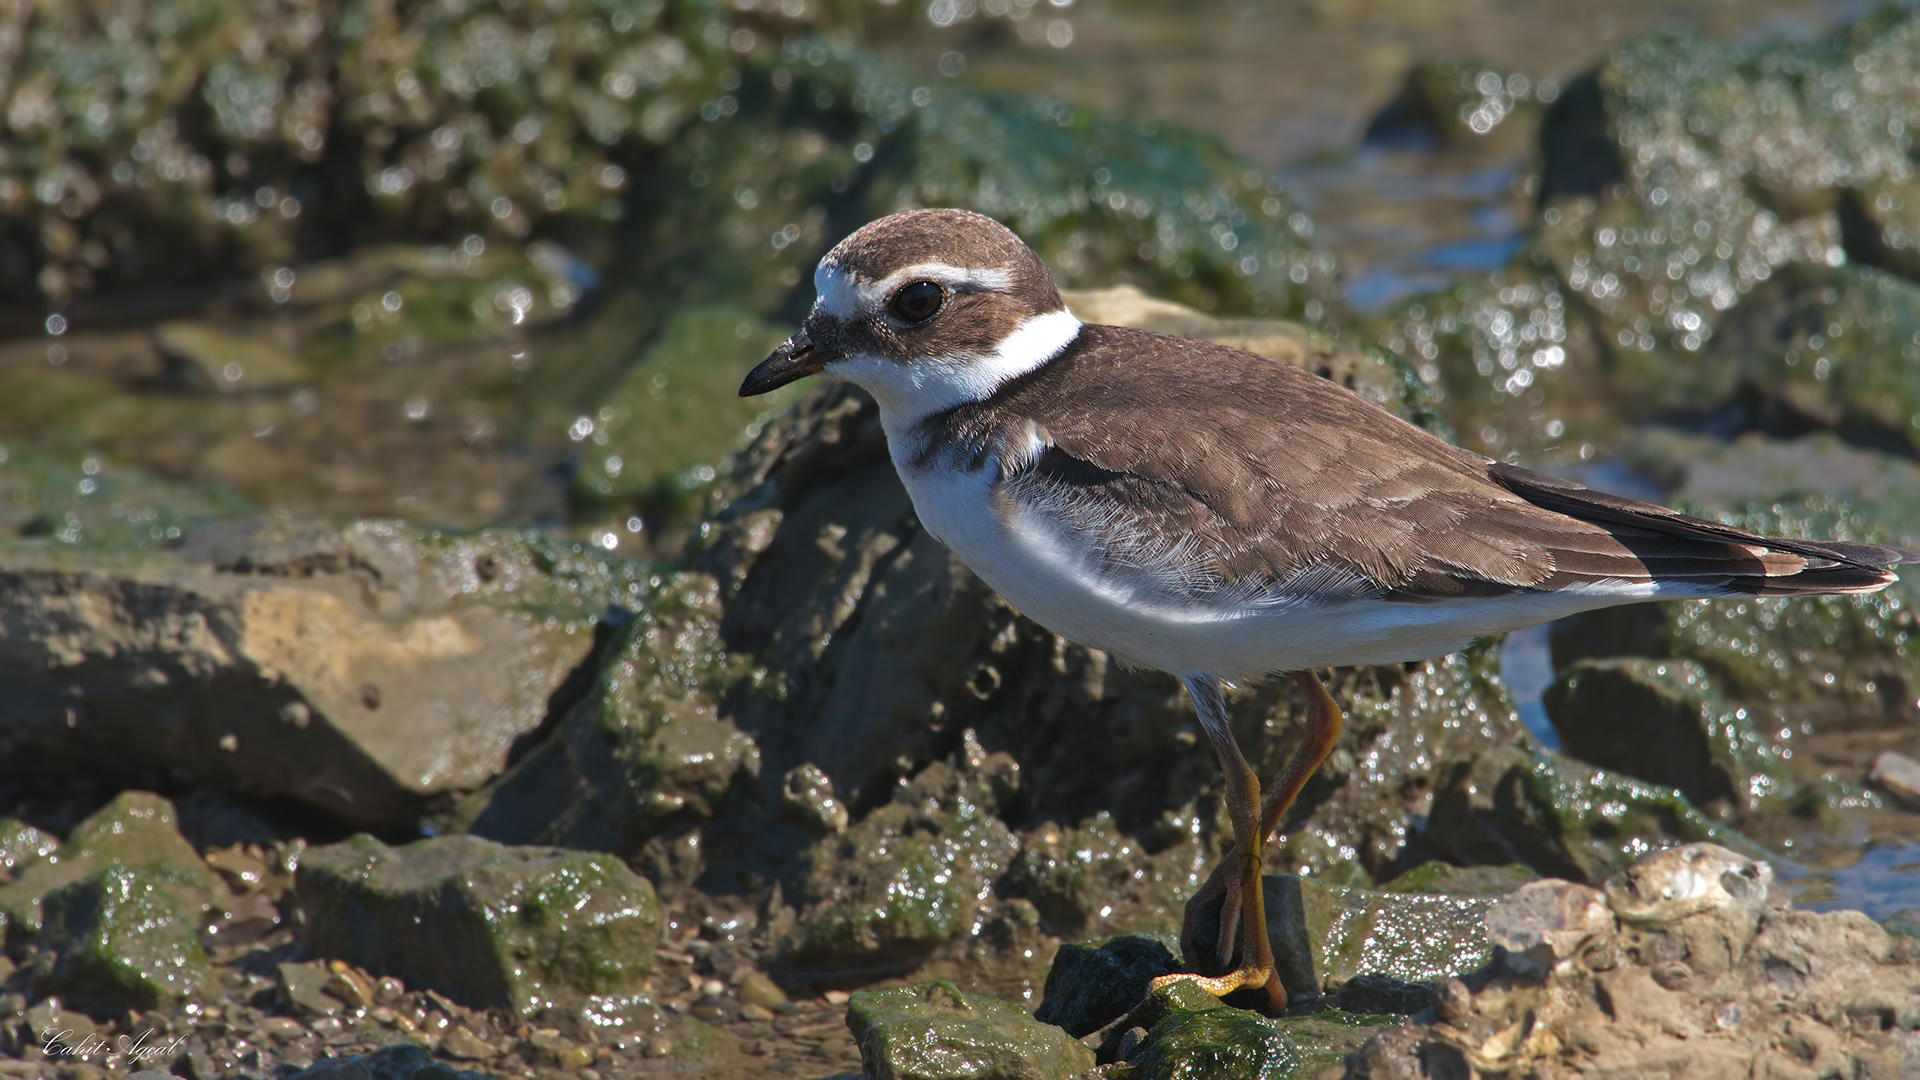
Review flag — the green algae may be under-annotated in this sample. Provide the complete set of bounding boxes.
[294,833,661,1016]
[846,980,1095,1080]
[0,443,254,550]
[1116,981,1400,1080]
[35,864,215,1010]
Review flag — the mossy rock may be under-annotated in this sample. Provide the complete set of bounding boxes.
[1113,980,1401,1080]
[1034,933,1181,1039]
[846,980,1095,1080]
[454,578,761,856]
[1545,658,1797,818]
[0,792,222,947]
[1378,861,1537,897]
[294,834,661,1017]
[34,864,215,1010]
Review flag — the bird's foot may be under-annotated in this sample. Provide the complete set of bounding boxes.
[1147,964,1289,1013]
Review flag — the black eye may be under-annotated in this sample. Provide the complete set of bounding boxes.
[890,280,944,323]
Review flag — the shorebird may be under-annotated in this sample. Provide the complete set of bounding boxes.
[738,207,1915,1012]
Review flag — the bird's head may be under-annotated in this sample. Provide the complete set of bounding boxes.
[739,208,1081,420]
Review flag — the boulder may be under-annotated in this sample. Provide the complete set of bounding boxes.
[293,834,661,1020]
[33,864,215,1010]
[1033,934,1181,1039]
[845,980,1095,1080]
[1103,979,1402,1078]
[0,518,646,827]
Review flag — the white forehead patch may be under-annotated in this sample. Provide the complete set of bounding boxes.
[814,260,1016,319]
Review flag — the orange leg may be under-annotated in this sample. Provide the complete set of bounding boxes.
[1151,671,1345,1010]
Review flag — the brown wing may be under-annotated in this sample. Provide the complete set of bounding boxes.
[969,324,1910,603]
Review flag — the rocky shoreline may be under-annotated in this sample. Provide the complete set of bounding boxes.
[4,2,1920,1078]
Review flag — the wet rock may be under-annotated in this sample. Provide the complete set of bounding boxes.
[1620,429,1920,521]
[33,863,216,1010]
[1550,493,1920,746]
[286,1043,488,1080]
[278,961,343,1019]
[1378,861,1537,897]
[0,444,255,551]
[1364,57,1547,155]
[1421,741,1757,885]
[1343,843,1920,1078]
[779,764,850,837]
[0,518,649,827]
[454,578,760,858]
[1111,979,1401,1078]
[1544,658,1796,817]
[294,834,660,1017]
[0,791,222,947]
[1033,934,1180,1038]
[1868,750,1920,811]
[844,980,1095,1080]
[153,322,307,394]
[772,754,1020,980]
[0,818,58,876]
[568,305,803,529]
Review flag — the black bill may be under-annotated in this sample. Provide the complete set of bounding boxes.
[740,326,837,396]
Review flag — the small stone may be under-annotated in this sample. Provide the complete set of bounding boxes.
[738,1003,774,1022]
[310,1016,343,1036]
[643,1037,673,1058]
[260,1016,306,1042]
[824,990,850,1006]
[324,961,374,1009]
[736,972,788,1010]
[439,1026,497,1060]
[691,1004,727,1023]
[701,979,725,997]
[556,1047,593,1069]
[1867,750,1920,811]
[278,961,342,1018]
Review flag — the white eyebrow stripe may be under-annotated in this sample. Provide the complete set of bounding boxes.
[814,261,1016,318]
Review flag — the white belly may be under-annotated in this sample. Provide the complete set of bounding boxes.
[896,457,1679,680]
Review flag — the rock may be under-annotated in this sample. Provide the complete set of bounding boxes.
[1420,741,1759,885]
[1343,843,1920,1078]
[1378,861,1537,897]
[1868,750,1920,811]
[1544,658,1796,817]
[278,961,343,1018]
[1363,56,1546,155]
[1033,934,1180,1038]
[0,791,223,947]
[736,972,788,1011]
[771,754,1020,979]
[293,833,660,1018]
[1550,493,1920,747]
[437,1027,496,1061]
[567,305,803,528]
[153,321,307,393]
[286,1043,489,1080]
[778,764,850,837]
[23,996,105,1055]
[0,818,58,875]
[33,863,217,1009]
[845,980,1095,1080]
[452,580,760,857]
[1110,979,1401,1078]
[1886,909,1920,940]
[0,518,650,827]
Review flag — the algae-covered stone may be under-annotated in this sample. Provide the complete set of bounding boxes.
[1033,934,1180,1039]
[1422,741,1758,885]
[456,577,760,856]
[1545,658,1796,818]
[1550,493,1920,739]
[0,819,58,877]
[1701,263,1920,459]
[1116,980,1400,1080]
[774,757,1019,979]
[0,518,652,827]
[0,792,222,947]
[1378,861,1537,897]
[294,834,660,1017]
[34,865,215,1010]
[845,980,1095,1080]
[1298,877,1495,989]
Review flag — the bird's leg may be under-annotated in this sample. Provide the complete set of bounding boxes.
[1157,671,1346,1011]
[1150,675,1288,1012]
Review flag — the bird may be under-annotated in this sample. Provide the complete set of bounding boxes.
[738,207,1917,1013]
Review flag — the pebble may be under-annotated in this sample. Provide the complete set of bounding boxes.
[1868,750,1920,810]
[701,978,727,997]
[738,972,789,1010]
[740,1003,775,1022]
[440,1026,498,1060]
[644,1037,674,1058]
[824,990,851,1006]
[691,1004,728,1023]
